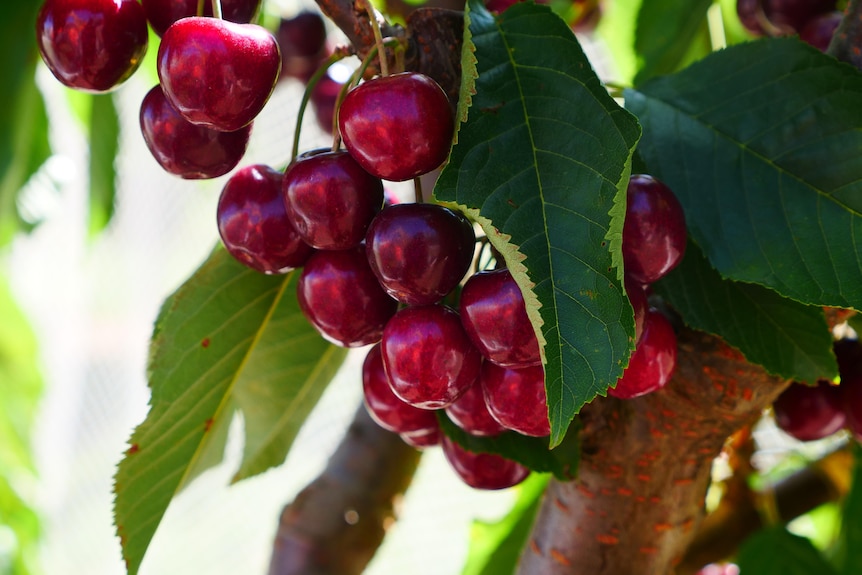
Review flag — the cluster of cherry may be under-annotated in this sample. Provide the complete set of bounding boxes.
[737,0,842,51]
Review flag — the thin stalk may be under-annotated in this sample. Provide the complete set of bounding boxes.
[413,176,424,203]
[196,0,205,17]
[363,0,389,76]
[211,0,223,19]
[291,52,349,162]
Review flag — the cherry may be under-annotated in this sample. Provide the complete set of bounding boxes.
[282,150,384,250]
[626,278,648,343]
[444,382,506,437]
[36,0,148,93]
[608,309,677,399]
[338,72,454,181]
[381,305,482,409]
[459,268,542,368]
[623,174,687,286]
[441,436,529,490]
[140,85,251,179]
[158,17,281,132]
[773,381,845,441]
[480,363,550,437]
[276,11,328,82]
[217,165,314,273]
[838,339,862,440]
[800,11,841,51]
[362,344,440,435]
[141,0,262,37]
[400,425,441,449]
[835,337,862,376]
[736,0,836,35]
[297,247,398,347]
[366,203,475,306]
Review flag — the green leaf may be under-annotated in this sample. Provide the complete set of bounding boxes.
[461,473,548,575]
[437,412,579,480]
[633,0,713,84]
[626,39,862,311]
[435,0,642,446]
[88,94,120,236]
[736,526,837,575]
[655,240,837,383]
[114,248,347,575]
[839,444,862,575]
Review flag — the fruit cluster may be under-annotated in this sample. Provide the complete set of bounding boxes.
[773,337,862,442]
[737,0,842,51]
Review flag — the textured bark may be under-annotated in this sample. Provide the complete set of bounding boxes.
[267,405,421,575]
[828,0,862,69]
[516,328,791,575]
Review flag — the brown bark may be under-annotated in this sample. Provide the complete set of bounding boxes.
[267,405,421,575]
[828,0,862,69]
[516,328,791,575]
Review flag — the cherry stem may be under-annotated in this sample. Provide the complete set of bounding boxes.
[291,51,350,163]
[196,0,205,17]
[211,0,223,19]
[413,176,424,203]
[363,0,389,76]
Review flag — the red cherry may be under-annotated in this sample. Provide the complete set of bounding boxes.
[297,247,398,347]
[142,0,262,37]
[626,279,648,343]
[158,17,281,132]
[622,174,687,285]
[444,382,506,437]
[459,268,542,368]
[362,344,440,435]
[366,203,475,306]
[381,305,482,409]
[282,150,383,250]
[217,165,314,273]
[441,436,529,490]
[36,0,148,92]
[800,11,841,51]
[276,11,328,82]
[140,84,251,179]
[480,363,550,437]
[773,381,846,441]
[609,309,677,399]
[338,72,454,181]
[400,425,441,449]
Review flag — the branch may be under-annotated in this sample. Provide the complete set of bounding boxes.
[827,0,862,68]
[267,404,421,575]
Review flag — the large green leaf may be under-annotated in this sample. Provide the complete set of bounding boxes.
[435,0,641,446]
[736,526,837,574]
[633,0,713,84]
[114,248,346,575]
[655,240,837,383]
[88,94,120,236]
[626,39,862,311]
[461,473,548,575]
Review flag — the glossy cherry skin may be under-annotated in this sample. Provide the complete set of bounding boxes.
[277,11,328,82]
[282,150,384,250]
[362,344,440,435]
[297,247,398,347]
[737,0,836,35]
[609,309,677,399]
[366,203,475,306]
[217,165,314,273]
[459,268,542,368]
[140,84,251,179]
[381,305,482,409]
[773,381,846,441]
[445,382,506,437]
[400,425,441,449]
[623,174,687,286]
[800,11,841,51]
[338,72,454,181]
[481,363,550,437]
[36,0,148,92]
[441,435,529,490]
[158,17,281,132]
[142,0,261,36]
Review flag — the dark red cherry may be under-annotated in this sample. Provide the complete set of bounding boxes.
[444,382,506,437]
[140,84,251,179]
[481,363,550,437]
[277,11,328,82]
[623,174,687,285]
[766,0,837,33]
[362,344,440,435]
[737,0,768,35]
[142,0,262,37]
[366,203,475,306]
[36,0,148,92]
[282,150,383,250]
[800,11,841,51]
[158,17,281,132]
[297,247,398,347]
[626,279,648,343]
[459,268,542,368]
[217,165,314,273]
[400,424,441,449]
[773,381,845,441]
[609,309,677,399]
[835,338,862,377]
[338,72,454,181]
[381,305,482,409]
[441,436,529,490]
